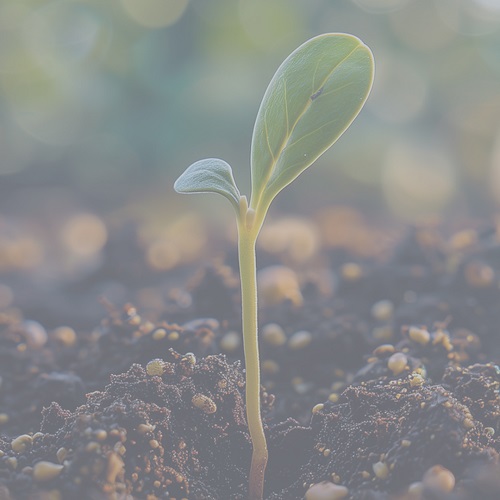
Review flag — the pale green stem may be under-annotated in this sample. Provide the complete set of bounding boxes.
[237,202,268,500]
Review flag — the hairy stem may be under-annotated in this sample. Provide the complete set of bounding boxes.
[237,221,268,500]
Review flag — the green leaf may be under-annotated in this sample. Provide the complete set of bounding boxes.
[250,33,374,211]
[174,158,241,212]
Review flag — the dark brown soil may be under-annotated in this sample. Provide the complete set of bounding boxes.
[1,218,500,499]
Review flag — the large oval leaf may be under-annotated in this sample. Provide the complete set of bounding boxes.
[250,33,374,211]
[174,158,241,212]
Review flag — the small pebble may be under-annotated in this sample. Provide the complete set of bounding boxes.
[422,465,455,492]
[288,330,312,350]
[33,461,64,482]
[387,352,408,376]
[305,481,348,500]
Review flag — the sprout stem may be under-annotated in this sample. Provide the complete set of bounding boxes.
[237,223,267,500]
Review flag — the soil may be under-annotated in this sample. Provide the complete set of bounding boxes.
[0,212,499,499]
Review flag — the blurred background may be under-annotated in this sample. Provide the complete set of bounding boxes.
[1,0,500,327]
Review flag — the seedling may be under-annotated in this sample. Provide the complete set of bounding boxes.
[174,33,374,500]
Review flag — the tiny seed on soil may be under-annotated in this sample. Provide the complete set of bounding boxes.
[168,331,180,341]
[262,323,287,346]
[51,326,77,346]
[312,403,324,414]
[408,326,430,345]
[192,393,217,414]
[146,359,165,376]
[387,352,408,375]
[220,331,241,352]
[152,328,167,340]
[422,465,455,492]
[33,461,64,482]
[11,434,33,453]
[288,330,312,350]
[373,461,389,480]
[305,481,348,500]
[371,300,394,321]
[341,262,362,281]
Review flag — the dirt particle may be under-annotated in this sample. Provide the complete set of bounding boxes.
[409,373,425,387]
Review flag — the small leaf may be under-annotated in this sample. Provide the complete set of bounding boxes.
[250,33,374,211]
[174,158,241,212]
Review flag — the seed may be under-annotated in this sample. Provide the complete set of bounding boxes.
[464,261,495,288]
[257,266,303,306]
[373,461,389,480]
[51,326,77,347]
[371,300,394,321]
[262,359,280,375]
[288,330,312,350]
[408,482,423,494]
[423,465,455,492]
[312,404,324,414]
[106,452,124,484]
[463,417,474,429]
[152,328,167,340]
[22,320,48,349]
[408,326,430,345]
[146,359,165,376]
[262,323,287,346]
[168,331,180,341]
[220,331,241,352]
[11,434,33,453]
[374,344,395,357]
[137,423,154,435]
[305,481,348,500]
[56,447,67,464]
[33,461,64,482]
[192,394,217,414]
[341,263,362,281]
[387,352,408,376]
